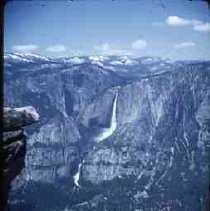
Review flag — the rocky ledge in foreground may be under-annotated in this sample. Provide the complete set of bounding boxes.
[1,106,39,211]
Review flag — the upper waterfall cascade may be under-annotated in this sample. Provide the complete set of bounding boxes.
[96,93,118,142]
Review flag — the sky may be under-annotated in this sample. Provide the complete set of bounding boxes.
[4,0,210,60]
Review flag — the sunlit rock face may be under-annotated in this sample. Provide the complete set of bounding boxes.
[4,54,210,210]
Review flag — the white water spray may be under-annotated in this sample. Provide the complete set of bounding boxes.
[96,93,118,142]
[73,163,82,187]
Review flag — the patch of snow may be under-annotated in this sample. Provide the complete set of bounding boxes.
[120,56,136,65]
[91,60,104,67]
[110,60,123,65]
[141,57,160,65]
[69,57,85,64]
[4,53,31,62]
[124,59,135,65]
[21,53,49,61]
[89,55,105,61]
[120,55,129,60]
[96,94,118,142]
[103,65,116,72]
[4,53,49,62]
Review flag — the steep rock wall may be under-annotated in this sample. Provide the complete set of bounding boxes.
[1,107,39,211]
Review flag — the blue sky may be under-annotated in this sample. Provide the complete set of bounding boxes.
[4,0,210,60]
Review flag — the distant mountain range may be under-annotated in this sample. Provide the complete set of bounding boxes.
[5,52,209,78]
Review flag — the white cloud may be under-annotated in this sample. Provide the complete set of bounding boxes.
[174,42,196,49]
[46,44,66,53]
[12,44,39,52]
[94,40,148,56]
[131,39,147,50]
[193,23,210,32]
[166,15,210,33]
[94,43,132,56]
[166,16,191,26]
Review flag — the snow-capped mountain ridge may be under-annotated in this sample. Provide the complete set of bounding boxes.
[4,52,174,63]
[5,52,210,81]
[4,52,50,62]
[5,52,210,64]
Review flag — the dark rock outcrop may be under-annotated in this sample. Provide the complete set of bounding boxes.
[1,107,39,211]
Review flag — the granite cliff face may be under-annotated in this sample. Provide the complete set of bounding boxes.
[82,68,209,186]
[4,53,210,211]
[1,107,39,211]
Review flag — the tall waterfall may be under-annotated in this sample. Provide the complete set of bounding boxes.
[73,163,82,187]
[96,93,118,142]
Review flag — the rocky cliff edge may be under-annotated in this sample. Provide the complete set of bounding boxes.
[1,106,39,211]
